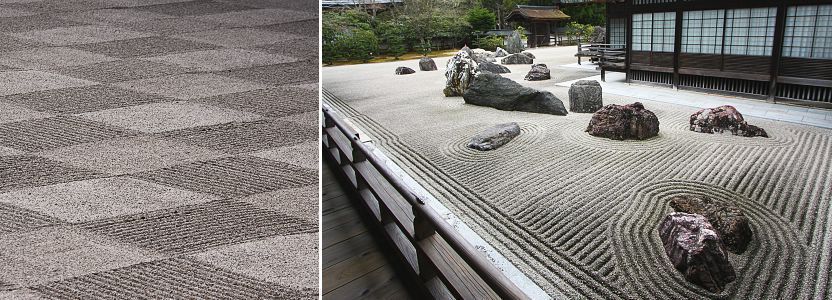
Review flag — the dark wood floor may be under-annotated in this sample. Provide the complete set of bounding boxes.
[322,161,415,299]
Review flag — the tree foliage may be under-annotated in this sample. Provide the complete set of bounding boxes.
[467,7,496,32]
[561,3,606,26]
[323,10,379,63]
[564,22,595,43]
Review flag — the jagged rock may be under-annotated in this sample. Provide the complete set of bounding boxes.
[419,57,437,71]
[461,45,474,58]
[443,50,478,97]
[690,105,768,138]
[669,195,752,254]
[473,53,496,64]
[590,26,606,43]
[462,73,567,115]
[395,66,415,75]
[467,122,521,151]
[504,30,524,54]
[659,212,736,293]
[585,102,659,140]
[495,47,509,57]
[524,63,550,81]
[501,53,533,65]
[569,80,603,113]
[521,51,535,59]
[477,61,510,74]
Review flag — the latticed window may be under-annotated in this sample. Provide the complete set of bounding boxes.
[783,5,832,59]
[682,10,724,54]
[632,12,675,52]
[724,7,777,56]
[609,18,627,46]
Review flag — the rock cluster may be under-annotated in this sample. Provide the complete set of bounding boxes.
[419,57,437,71]
[395,66,415,75]
[659,212,737,293]
[478,62,510,74]
[569,80,603,113]
[585,102,659,140]
[467,122,521,151]
[463,73,568,115]
[690,105,768,137]
[669,195,752,254]
[504,31,524,54]
[524,63,550,81]
[443,49,478,97]
[501,53,533,65]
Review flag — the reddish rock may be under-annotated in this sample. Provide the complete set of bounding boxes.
[659,212,737,293]
[585,102,659,140]
[669,195,752,254]
[689,105,768,137]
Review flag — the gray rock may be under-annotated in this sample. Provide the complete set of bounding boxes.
[585,102,659,140]
[569,80,603,113]
[501,53,533,65]
[659,212,736,293]
[461,45,474,58]
[443,50,478,97]
[520,51,535,59]
[477,62,510,74]
[472,53,496,64]
[504,30,524,54]
[669,195,753,254]
[467,122,521,151]
[495,47,509,57]
[462,73,568,115]
[419,57,437,71]
[524,63,550,81]
[590,26,606,43]
[395,66,415,75]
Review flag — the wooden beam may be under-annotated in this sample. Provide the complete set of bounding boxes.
[769,3,787,101]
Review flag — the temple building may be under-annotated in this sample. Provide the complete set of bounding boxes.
[605,0,832,106]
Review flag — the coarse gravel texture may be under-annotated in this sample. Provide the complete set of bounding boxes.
[323,46,832,299]
[0,0,318,298]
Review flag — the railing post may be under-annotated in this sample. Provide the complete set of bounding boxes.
[413,205,437,282]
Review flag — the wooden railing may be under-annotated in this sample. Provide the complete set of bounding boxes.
[322,106,530,300]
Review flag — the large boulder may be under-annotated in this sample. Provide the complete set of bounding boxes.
[460,45,474,58]
[524,63,550,81]
[669,195,752,254]
[443,50,478,97]
[462,73,568,115]
[590,26,606,43]
[478,61,510,74]
[467,122,521,151]
[504,30,524,54]
[501,53,533,65]
[585,102,659,140]
[659,212,736,293]
[520,51,535,59]
[569,80,603,113]
[690,105,768,138]
[472,53,496,64]
[495,47,509,57]
[419,57,437,71]
[395,66,415,75]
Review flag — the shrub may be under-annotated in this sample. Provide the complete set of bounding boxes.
[475,35,503,51]
[323,10,379,63]
[377,20,407,59]
[565,22,595,43]
[467,7,496,32]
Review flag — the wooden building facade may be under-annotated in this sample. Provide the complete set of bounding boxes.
[506,5,571,47]
[606,0,832,106]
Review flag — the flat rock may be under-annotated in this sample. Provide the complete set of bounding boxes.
[462,73,567,115]
[659,212,736,293]
[501,53,533,65]
[418,57,437,71]
[569,80,603,113]
[478,61,510,74]
[521,51,535,59]
[690,105,768,137]
[585,102,659,140]
[669,195,752,254]
[524,63,550,81]
[443,49,478,96]
[467,122,521,151]
[395,66,415,75]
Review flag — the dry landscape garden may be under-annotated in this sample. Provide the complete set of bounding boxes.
[323,2,832,297]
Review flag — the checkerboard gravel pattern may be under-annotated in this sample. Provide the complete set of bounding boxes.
[0,0,318,298]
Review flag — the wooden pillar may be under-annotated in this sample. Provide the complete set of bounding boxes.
[625,0,633,83]
[673,8,683,89]
[769,3,787,102]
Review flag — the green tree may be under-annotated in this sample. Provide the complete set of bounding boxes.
[322,10,380,63]
[377,20,407,59]
[561,3,606,26]
[467,7,496,32]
